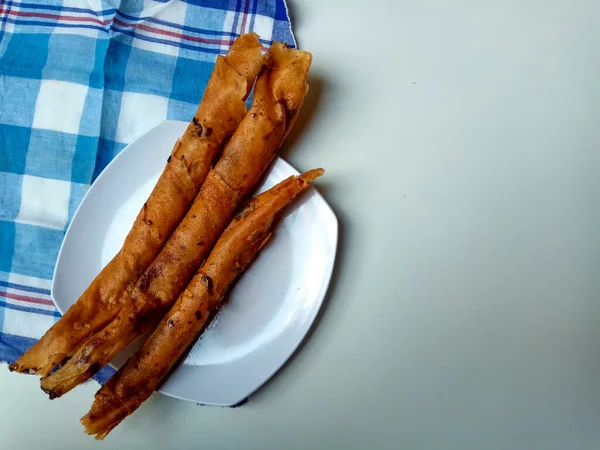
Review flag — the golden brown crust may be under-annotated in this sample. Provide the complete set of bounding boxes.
[214,42,312,196]
[40,43,312,398]
[81,169,323,439]
[10,34,266,377]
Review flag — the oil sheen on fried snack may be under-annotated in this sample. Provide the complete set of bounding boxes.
[40,42,312,398]
[9,34,267,378]
[82,169,324,440]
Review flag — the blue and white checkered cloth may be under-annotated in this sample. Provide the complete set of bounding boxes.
[0,0,294,383]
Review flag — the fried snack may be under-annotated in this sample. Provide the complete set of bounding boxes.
[9,34,266,378]
[82,169,323,439]
[40,42,312,398]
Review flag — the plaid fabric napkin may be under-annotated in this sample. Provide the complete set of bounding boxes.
[0,0,294,383]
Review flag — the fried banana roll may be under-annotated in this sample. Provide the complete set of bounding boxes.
[40,42,312,397]
[10,33,266,377]
[82,169,323,440]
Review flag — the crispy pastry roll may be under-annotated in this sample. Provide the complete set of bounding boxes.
[82,169,323,440]
[40,42,312,397]
[10,33,266,377]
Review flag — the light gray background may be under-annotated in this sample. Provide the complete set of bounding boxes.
[2,1,600,448]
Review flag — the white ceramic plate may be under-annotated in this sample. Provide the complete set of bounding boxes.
[52,120,338,406]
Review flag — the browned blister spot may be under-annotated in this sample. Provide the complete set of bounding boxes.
[200,274,213,292]
[137,261,165,292]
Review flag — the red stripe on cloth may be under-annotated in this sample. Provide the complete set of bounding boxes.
[0,290,54,306]
[240,0,250,35]
[0,10,111,26]
[112,17,234,46]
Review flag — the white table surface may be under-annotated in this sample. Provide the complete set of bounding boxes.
[2,1,600,448]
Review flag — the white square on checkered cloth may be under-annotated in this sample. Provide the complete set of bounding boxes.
[32,80,88,135]
[8,272,52,292]
[52,27,100,41]
[116,92,168,144]
[2,307,56,339]
[15,175,71,231]
[61,0,104,8]
[223,11,238,38]
[253,15,274,42]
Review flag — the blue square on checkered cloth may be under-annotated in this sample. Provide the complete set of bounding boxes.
[181,0,230,9]
[105,40,134,91]
[0,333,37,364]
[90,38,110,89]
[273,20,294,45]
[25,129,78,182]
[172,57,213,104]
[1,33,50,79]
[1,77,42,128]
[0,221,15,273]
[125,46,178,96]
[0,125,31,174]
[118,0,146,14]
[0,173,23,222]
[167,98,197,122]
[43,34,99,86]
[12,223,63,280]
[72,135,100,184]
[98,89,125,143]
[78,87,104,138]
[67,182,89,224]
[93,138,127,180]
